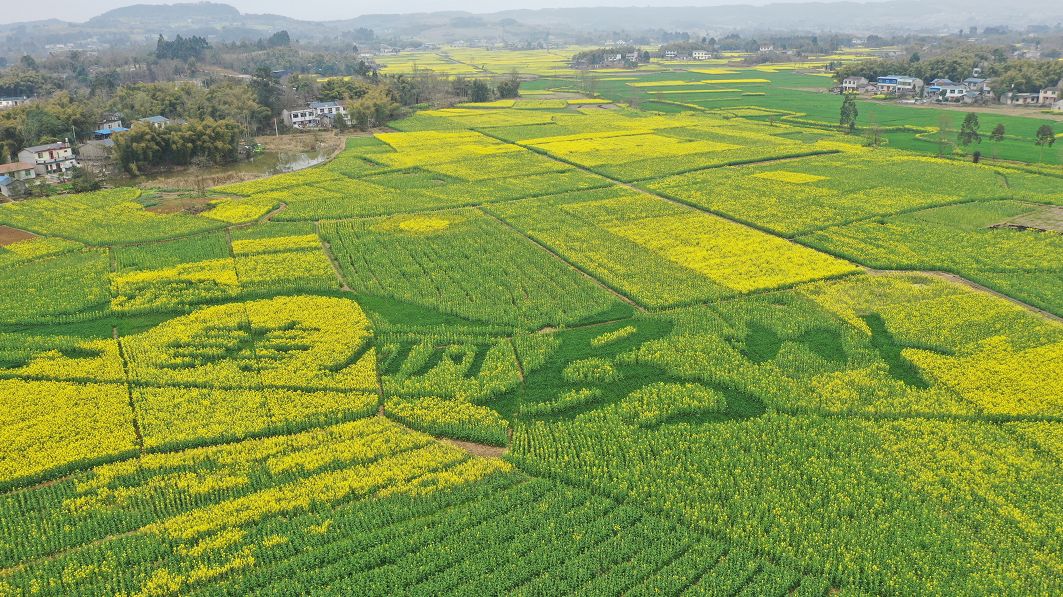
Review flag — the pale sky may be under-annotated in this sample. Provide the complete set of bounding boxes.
[3,0,887,25]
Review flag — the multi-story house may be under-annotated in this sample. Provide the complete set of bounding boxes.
[17,142,79,176]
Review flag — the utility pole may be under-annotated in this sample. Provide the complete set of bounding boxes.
[274,118,279,137]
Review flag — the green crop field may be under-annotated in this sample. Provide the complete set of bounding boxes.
[521,66,1063,166]
[1,97,1061,596]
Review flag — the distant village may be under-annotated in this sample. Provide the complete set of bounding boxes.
[836,71,1063,110]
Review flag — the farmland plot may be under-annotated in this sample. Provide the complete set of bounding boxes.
[0,99,1061,596]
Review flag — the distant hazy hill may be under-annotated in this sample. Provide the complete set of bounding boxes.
[1,0,1061,54]
[89,2,241,23]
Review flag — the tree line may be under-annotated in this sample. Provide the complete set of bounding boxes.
[840,94,1058,162]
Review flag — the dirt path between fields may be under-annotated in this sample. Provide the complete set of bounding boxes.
[315,226,353,292]
[441,438,508,458]
[865,268,1063,324]
[861,99,1063,122]
[477,207,646,312]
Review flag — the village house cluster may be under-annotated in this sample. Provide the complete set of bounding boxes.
[0,111,173,199]
[839,71,1063,110]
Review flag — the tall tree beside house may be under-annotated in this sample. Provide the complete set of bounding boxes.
[345,87,400,130]
[957,113,981,148]
[319,78,370,102]
[839,93,858,134]
[20,108,67,145]
[990,123,1006,159]
[1034,124,1056,164]
[251,67,282,119]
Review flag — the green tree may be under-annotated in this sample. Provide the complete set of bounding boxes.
[319,78,369,102]
[266,31,291,48]
[1034,124,1056,163]
[989,123,1005,159]
[469,79,492,103]
[21,108,67,145]
[251,67,282,118]
[496,72,521,99]
[155,35,209,61]
[346,87,400,130]
[957,112,981,148]
[839,93,858,134]
[113,119,241,174]
[68,167,101,193]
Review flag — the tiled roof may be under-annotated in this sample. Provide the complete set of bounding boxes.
[0,162,34,174]
[22,142,69,153]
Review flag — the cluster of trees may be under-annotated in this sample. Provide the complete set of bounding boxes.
[0,65,62,98]
[345,87,402,130]
[155,35,210,61]
[453,75,522,103]
[111,79,273,132]
[211,48,377,80]
[0,92,98,159]
[308,72,520,123]
[836,51,1063,94]
[113,119,243,174]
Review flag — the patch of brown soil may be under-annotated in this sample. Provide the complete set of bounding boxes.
[145,196,215,215]
[991,205,1063,233]
[442,438,508,458]
[256,130,344,154]
[0,225,35,246]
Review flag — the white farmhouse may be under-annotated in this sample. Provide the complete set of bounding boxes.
[17,142,79,176]
[841,77,868,93]
[282,101,349,129]
[0,96,29,110]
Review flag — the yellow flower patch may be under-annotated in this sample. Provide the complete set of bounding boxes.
[647,89,742,94]
[399,216,452,233]
[202,196,279,224]
[627,80,707,87]
[753,171,830,184]
[0,379,137,485]
[700,78,771,84]
[608,212,858,293]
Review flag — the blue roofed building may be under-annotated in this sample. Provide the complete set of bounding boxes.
[93,127,129,140]
[876,75,924,96]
